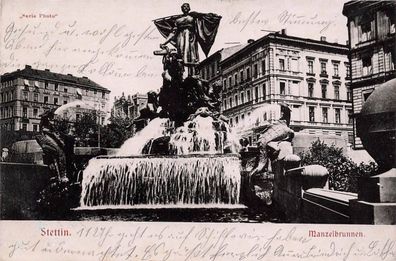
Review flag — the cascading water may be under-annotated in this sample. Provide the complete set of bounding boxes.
[79,110,242,208]
[80,155,240,207]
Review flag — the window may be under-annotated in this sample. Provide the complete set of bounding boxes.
[23,92,28,101]
[335,109,341,123]
[308,60,314,74]
[64,99,68,105]
[261,60,265,75]
[44,81,48,89]
[54,97,58,105]
[347,110,353,124]
[223,79,227,89]
[308,83,314,97]
[280,82,286,95]
[33,108,38,117]
[279,58,285,71]
[228,76,232,87]
[334,86,340,100]
[361,16,373,42]
[333,63,339,76]
[229,97,233,108]
[235,116,239,124]
[347,86,352,101]
[33,93,38,102]
[322,108,328,123]
[253,64,258,78]
[76,113,81,121]
[94,90,97,95]
[54,83,58,91]
[262,84,266,100]
[240,92,244,104]
[362,56,372,76]
[363,89,374,102]
[64,88,68,93]
[246,67,251,80]
[223,99,227,110]
[22,123,27,131]
[23,107,28,118]
[44,96,49,104]
[33,124,38,132]
[309,107,315,122]
[229,118,233,127]
[255,86,259,101]
[234,94,238,106]
[102,91,105,99]
[345,63,351,78]
[234,74,238,85]
[247,90,251,101]
[321,61,327,74]
[321,85,327,99]
[291,59,298,72]
[240,70,244,83]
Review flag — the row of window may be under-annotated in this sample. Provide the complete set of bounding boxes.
[223,81,351,111]
[306,59,349,77]
[308,107,353,124]
[223,85,266,110]
[0,106,42,119]
[223,60,265,89]
[0,91,14,102]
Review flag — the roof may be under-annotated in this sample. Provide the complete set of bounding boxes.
[199,44,248,67]
[221,33,348,66]
[1,65,110,92]
[342,0,395,17]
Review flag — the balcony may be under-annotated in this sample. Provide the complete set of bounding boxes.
[319,72,328,78]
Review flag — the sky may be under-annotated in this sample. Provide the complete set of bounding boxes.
[0,0,350,100]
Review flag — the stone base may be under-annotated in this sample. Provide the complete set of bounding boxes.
[349,199,396,225]
[358,168,396,202]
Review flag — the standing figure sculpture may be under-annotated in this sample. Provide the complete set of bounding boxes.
[154,3,221,76]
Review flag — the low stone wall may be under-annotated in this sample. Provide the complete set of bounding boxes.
[0,162,50,219]
[271,142,359,223]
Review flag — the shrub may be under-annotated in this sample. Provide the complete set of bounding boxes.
[298,140,378,193]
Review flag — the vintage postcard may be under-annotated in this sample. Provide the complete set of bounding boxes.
[0,0,395,260]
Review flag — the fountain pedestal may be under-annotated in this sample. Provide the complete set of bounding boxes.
[350,79,396,225]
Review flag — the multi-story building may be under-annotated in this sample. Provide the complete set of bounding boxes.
[343,0,396,149]
[111,92,148,121]
[128,93,148,121]
[218,30,353,145]
[198,44,247,88]
[0,65,110,134]
[112,93,133,119]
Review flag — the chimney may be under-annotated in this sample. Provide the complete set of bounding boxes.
[45,69,50,72]
[82,76,88,79]
[67,73,73,77]
[25,65,32,69]
[247,39,255,44]
[281,29,287,35]
[320,36,326,42]
[346,40,349,45]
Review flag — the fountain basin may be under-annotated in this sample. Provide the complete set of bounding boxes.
[80,154,241,208]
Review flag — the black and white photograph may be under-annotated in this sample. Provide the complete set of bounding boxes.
[0,0,395,260]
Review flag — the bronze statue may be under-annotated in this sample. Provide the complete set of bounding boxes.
[154,3,221,76]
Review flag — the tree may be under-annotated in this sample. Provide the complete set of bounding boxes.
[99,115,134,148]
[299,140,378,193]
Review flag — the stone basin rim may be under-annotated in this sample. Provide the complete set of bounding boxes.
[97,153,241,159]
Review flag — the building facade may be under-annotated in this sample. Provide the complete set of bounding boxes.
[0,65,110,134]
[111,92,148,121]
[198,44,247,89]
[218,31,353,145]
[343,0,396,149]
